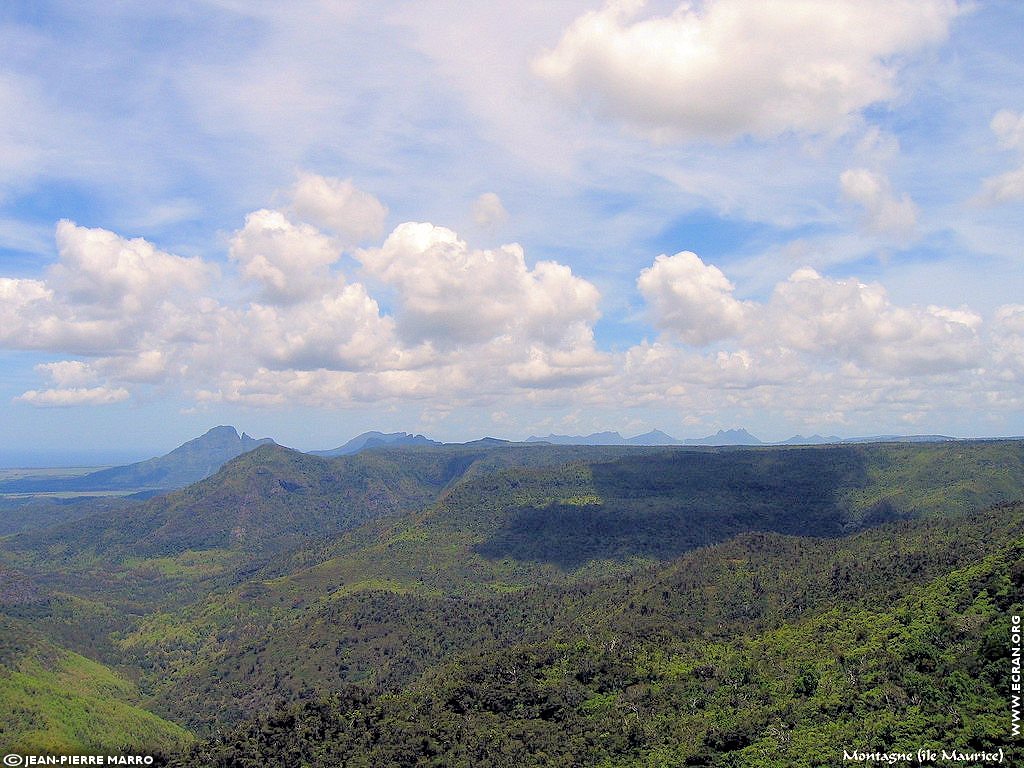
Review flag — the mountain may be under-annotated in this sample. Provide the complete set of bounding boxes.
[526,431,627,445]
[526,429,683,446]
[527,427,764,446]
[172,499,1024,768]
[778,434,841,445]
[5,443,470,562]
[3,439,1023,758]
[683,427,763,445]
[310,431,441,457]
[840,433,957,444]
[624,429,683,445]
[0,426,273,493]
[0,614,191,755]
[456,436,513,447]
[774,434,960,446]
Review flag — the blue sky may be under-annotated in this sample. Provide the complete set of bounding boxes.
[1,0,1023,463]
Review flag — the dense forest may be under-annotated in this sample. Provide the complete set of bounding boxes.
[0,440,1021,765]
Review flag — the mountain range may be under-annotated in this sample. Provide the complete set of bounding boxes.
[0,435,1020,763]
[0,425,968,500]
[310,431,441,457]
[524,427,957,446]
[0,426,273,494]
[2,437,1022,762]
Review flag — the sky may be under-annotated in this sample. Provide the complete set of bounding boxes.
[1,0,1023,463]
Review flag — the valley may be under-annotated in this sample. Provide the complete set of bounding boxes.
[0,435,1021,765]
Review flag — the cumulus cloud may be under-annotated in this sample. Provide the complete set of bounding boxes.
[637,251,751,345]
[840,168,918,239]
[992,110,1024,151]
[359,221,601,347]
[0,195,1007,428]
[34,360,98,388]
[991,304,1024,380]
[244,284,400,372]
[976,110,1024,205]
[53,220,211,315]
[0,277,53,347]
[0,222,214,354]
[15,386,130,407]
[472,192,509,228]
[638,251,983,376]
[229,209,341,303]
[612,336,983,429]
[977,168,1024,206]
[4,206,615,408]
[535,0,958,142]
[288,173,387,242]
[766,269,982,375]
[854,126,901,164]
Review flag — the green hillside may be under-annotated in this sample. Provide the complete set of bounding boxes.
[0,616,191,755]
[0,439,1022,761]
[173,501,1024,767]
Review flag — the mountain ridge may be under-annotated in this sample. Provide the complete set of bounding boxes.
[0,426,273,494]
[310,431,442,457]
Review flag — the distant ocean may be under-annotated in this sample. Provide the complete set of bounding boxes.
[0,448,157,469]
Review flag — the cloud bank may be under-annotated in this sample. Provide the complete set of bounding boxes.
[2,174,1018,436]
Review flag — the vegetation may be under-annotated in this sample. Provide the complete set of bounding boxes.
[171,502,1024,767]
[0,439,1021,762]
[0,617,191,755]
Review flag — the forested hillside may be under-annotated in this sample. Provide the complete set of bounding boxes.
[0,440,1021,764]
[175,502,1024,767]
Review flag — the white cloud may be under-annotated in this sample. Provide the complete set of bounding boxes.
[190,217,613,406]
[637,251,751,345]
[854,126,901,164]
[976,110,1024,205]
[992,110,1024,151]
[535,0,959,142]
[4,206,616,409]
[288,172,387,243]
[839,168,918,239]
[0,222,214,354]
[977,167,1024,205]
[0,193,1011,434]
[605,333,994,434]
[228,209,340,304]
[992,304,1024,380]
[34,360,98,388]
[244,284,400,372]
[0,277,52,347]
[637,250,983,376]
[15,386,130,407]
[0,73,50,185]
[359,221,601,347]
[53,220,210,315]
[766,268,982,375]
[472,192,509,228]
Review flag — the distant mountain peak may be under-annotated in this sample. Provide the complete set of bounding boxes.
[310,431,442,457]
[167,426,271,456]
[525,429,685,446]
[457,437,512,447]
[525,432,626,445]
[0,426,274,494]
[683,428,763,446]
[625,430,682,445]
